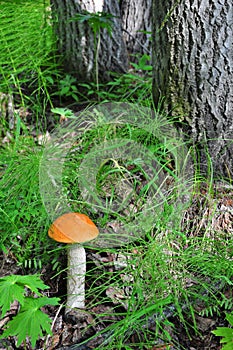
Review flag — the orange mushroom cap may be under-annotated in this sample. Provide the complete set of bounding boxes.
[48,212,99,244]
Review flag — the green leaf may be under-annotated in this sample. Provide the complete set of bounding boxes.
[0,276,25,317]
[69,11,115,35]
[221,343,233,350]
[212,312,233,349]
[51,107,74,117]
[0,296,60,348]
[71,93,79,102]
[26,296,60,309]
[71,85,78,92]
[212,327,233,342]
[45,76,54,84]
[13,274,49,293]
[60,86,70,95]
[0,274,48,317]
[212,317,233,350]
[226,313,233,326]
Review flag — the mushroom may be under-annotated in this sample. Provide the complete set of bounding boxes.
[48,212,99,312]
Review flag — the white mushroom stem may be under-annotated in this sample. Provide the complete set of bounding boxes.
[66,244,86,312]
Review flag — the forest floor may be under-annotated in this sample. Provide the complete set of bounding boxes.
[0,251,228,350]
[1,221,231,350]
[1,178,232,350]
[0,104,232,350]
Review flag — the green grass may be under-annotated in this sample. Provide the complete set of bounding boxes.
[78,70,152,105]
[0,0,60,120]
[1,107,232,348]
[0,119,52,270]
[41,105,192,245]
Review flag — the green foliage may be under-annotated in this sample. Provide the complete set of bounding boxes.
[51,107,75,118]
[0,274,60,348]
[130,54,152,72]
[70,10,116,94]
[0,120,52,268]
[72,53,152,104]
[0,274,47,317]
[0,0,60,115]
[53,74,79,102]
[81,230,233,348]
[2,298,57,348]
[212,313,233,350]
[200,293,233,318]
[70,10,116,35]
[61,107,183,223]
[78,70,152,104]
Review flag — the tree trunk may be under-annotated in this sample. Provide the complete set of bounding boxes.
[121,0,152,61]
[152,0,233,178]
[50,0,128,82]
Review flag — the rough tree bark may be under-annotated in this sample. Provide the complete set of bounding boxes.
[50,0,153,81]
[152,0,233,177]
[50,0,128,82]
[121,0,152,60]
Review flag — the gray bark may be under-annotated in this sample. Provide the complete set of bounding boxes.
[50,0,128,82]
[121,0,152,60]
[152,0,233,177]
